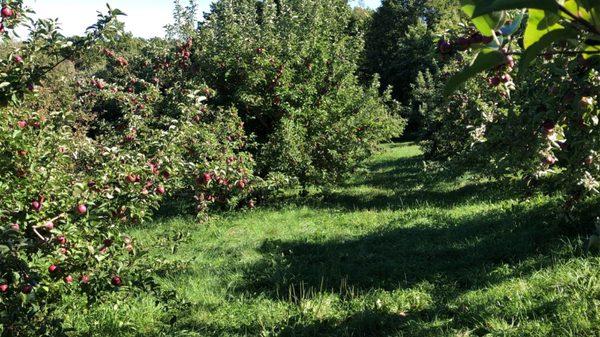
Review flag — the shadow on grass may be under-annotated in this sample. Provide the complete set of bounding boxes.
[236,200,562,298]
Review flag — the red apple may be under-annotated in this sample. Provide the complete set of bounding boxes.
[155,185,166,195]
[10,223,19,231]
[111,276,122,286]
[202,172,212,183]
[64,275,74,284]
[543,155,557,166]
[56,236,67,245]
[103,239,113,247]
[80,275,90,284]
[1,7,14,18]
[76,204,87,215]
[17,120,27,129]
[126,174,137,183]
[45,221,54,230]
[48,265,59,273]
[0,284,8,293]
[31,200,42,212]
[21,285,32,294]
[488,76,501,87]
[13,55,23,64]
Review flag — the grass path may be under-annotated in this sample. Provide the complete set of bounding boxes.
[74,143,600,337]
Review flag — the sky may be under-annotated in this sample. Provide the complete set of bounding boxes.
[25,0,382,38]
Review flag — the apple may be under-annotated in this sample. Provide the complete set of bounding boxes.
[59,247,68,255]
[1,6,13,18]
[437,39,452,54]
[488,76,501,87]
[111,276,122,286]
[161,170,170,179]
[21,285,32,294]
[580,96,594,110]
[10,223,19,231]
[501,74,512,83]
[80,275,90,284]
[31,200,42,212]
[125,243,134,252]
[543,155,557,165]
[237,180,246,189]
[248,199,256,209]
[56,236,67,245]
[455,37,470,51]
[203,172,213,183]
[542,121,555,135]
[45,221,55,230]
[13,55,23,64]
[64,275,74,284]
[103,239,113,247]
[0,284,8,293]
[155,185,166,195]
[48,265,59,273]
[76,204,87,215]
[126,174,137,183]
[17,120,27,128]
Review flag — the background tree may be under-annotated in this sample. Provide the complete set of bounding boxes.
[363,0,460,135]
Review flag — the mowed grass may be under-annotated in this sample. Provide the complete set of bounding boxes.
[67,143,600,337]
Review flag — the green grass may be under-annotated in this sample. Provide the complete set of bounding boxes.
[67,143,600,336]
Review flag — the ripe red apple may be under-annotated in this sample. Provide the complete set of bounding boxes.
[56,236,67,245]
[203,172,213,184]
[111,276,122,286]
[17,120,27,129]
[501,73,512,83]
[237,180,246,189]
[64,275,74,284]
[45,221,55,230]
[1,6,14,18]
[543,155,557,166]
[31,200,42,212]
[161,170,170,179]
[126,174,137,183]
[437,39,452,54]
[0,284,8,293]
[76,204,87,215]
[48,265,59,273]
[13,55,23,64]
[542,121,555,135]
[155,185,166,195]
[21,285,32,294]
[455,37,470,51]
[488,76,501,87]
[10,223,19,231]
[80,275,90,284]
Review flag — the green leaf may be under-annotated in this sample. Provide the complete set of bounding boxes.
[444,50,507,96]
[524,9,565,49]
[500,12,525,36]
[462,0,505,36]
[471,0,559,17]
[519,28,578,75]
[583,44,600,59]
